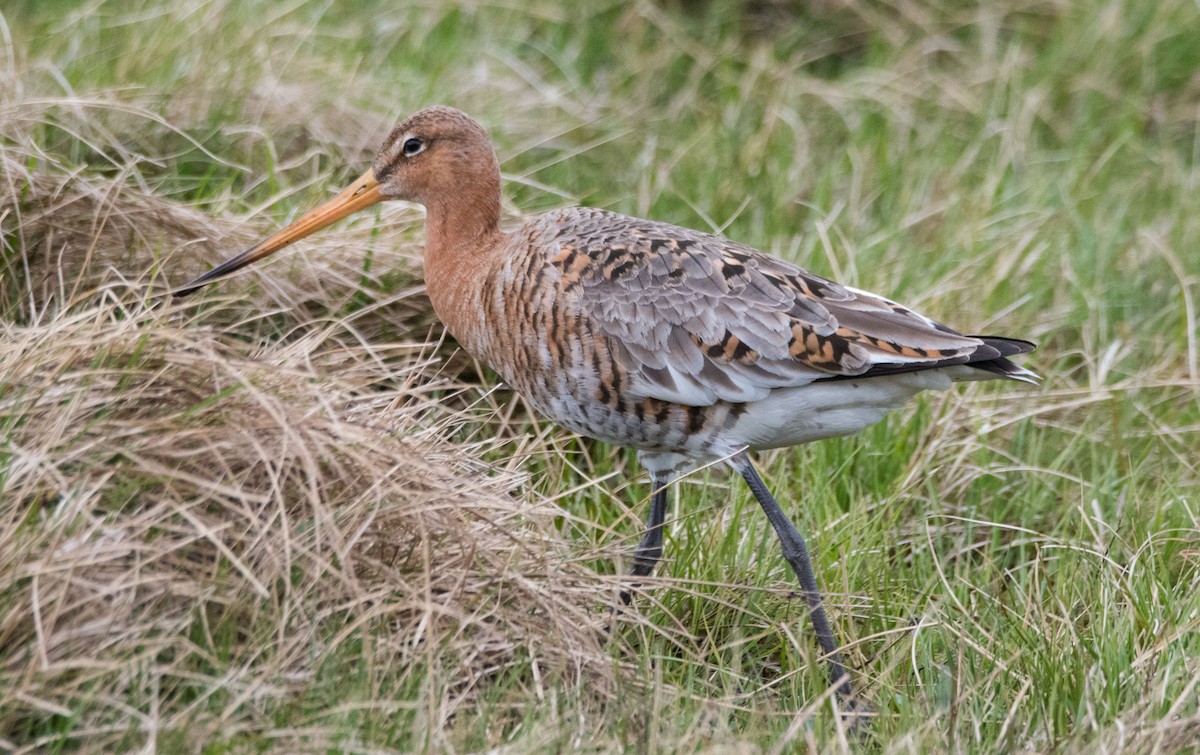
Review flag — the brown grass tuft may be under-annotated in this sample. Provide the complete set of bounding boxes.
[0,269,617,753]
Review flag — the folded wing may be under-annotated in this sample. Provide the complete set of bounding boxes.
[549,209,1036,407]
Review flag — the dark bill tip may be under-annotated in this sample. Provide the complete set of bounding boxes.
[172,247,261,297]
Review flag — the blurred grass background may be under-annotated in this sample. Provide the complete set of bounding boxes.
[2,0,1198,751]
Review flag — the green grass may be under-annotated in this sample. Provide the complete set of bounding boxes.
[2,0,1199,751]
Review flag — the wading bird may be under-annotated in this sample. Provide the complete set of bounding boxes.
[177,106,1037,711]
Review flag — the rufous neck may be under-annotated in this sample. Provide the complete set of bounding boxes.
[421,181,504,355]
[425,192,501,254]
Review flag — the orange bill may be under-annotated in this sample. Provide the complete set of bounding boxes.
[174,169,385,297]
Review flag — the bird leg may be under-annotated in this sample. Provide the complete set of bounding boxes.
[731,450,856,705]
[620,476,672,606]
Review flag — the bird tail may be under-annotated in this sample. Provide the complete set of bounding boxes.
[966,336,1040,384]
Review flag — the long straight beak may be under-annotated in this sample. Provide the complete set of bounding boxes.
[174,169,385,297]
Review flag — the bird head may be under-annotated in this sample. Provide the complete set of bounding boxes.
[174,106,498,296]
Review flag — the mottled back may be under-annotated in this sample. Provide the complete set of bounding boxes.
[533,207,1006,406]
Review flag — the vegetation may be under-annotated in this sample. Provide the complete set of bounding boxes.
[2,0,1198,751]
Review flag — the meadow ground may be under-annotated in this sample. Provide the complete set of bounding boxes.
[2,1,1199,752]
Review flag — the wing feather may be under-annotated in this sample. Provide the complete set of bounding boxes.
[546,208,1024,406]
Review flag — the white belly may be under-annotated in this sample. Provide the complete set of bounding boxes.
[729,370,959,450]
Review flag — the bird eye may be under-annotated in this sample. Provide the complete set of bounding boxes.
[402,137,425,157]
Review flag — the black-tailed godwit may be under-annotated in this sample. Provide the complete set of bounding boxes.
[176,106,1038,711]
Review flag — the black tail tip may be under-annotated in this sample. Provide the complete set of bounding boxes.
[971,336,1037,357]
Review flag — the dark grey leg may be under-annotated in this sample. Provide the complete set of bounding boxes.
[620,476,671,606]
[731,450,855,703]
